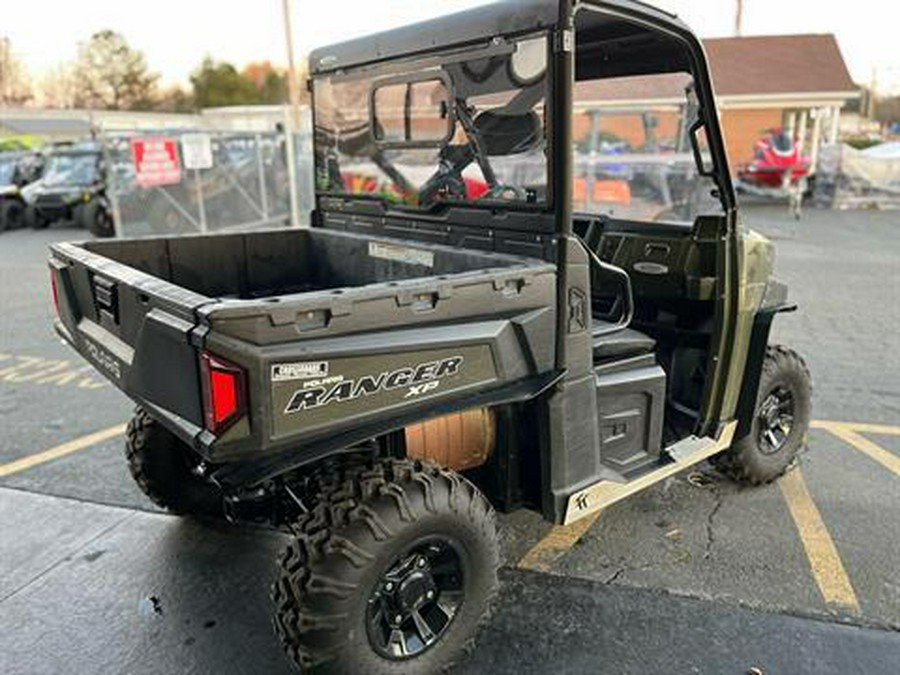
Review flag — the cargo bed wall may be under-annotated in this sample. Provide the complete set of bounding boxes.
[82,229,519,300]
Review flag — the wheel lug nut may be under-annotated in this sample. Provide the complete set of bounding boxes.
[385,582,394,592]
[394,614,403,624]
[417,557,427,568]
[426,590,435,600]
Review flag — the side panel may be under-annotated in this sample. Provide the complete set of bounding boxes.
[270,344,496,439]
[201,310,557,464]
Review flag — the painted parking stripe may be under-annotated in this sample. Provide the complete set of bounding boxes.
[812,420,900,436]
[518,511,603,573]
[812,421,900,477]
[779,467,860,612]
[0,351,107,390]
[0,424,126,478]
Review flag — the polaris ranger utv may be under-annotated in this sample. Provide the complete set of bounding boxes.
[0,149,44,231]
[49,1,811,673]
[25,141,114,237]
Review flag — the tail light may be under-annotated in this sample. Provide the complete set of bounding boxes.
[49,267,60,317]
[200,352,247,435]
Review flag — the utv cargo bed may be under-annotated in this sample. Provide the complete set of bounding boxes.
[50,228,558,478]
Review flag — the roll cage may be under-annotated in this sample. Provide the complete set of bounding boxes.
[308,0,736,236]
[309,0,741,438]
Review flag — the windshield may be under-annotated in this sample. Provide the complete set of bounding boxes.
[43,153,100,187]
[571,72,723,224]
[313,34,549,210]
[0,157,17,185]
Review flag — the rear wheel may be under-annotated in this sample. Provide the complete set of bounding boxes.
[125,407,222,516]
[714,345,811,484]
[0,200,24,231]
[273,458,499,675]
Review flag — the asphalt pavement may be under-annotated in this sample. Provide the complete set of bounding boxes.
[1,206,898,674]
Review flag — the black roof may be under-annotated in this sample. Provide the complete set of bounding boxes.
[309,0,558,75]
[309,1,689,76]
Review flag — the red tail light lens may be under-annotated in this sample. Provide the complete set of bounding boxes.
[200,352,247,435]
[49,268,60,317]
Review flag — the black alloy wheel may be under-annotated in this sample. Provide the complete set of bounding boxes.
[756,385,795,456]
[366,538,466,659]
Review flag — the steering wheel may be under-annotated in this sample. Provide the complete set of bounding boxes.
[481,184,523,201]
[418,163,466,206]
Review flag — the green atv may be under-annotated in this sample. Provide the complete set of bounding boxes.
[0,150,44,231]
[50,1,811,673]
[24,141,114,237]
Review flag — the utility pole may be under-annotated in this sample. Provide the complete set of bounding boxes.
[282,0,302,130]
[281,0,303,228]
[0,37,9,103]
[868,67,878,120]
[734,0,744,37]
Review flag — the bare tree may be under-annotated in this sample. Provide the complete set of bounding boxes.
[0,37,33,105]
[73,30,158,110]
[37,64,78,108]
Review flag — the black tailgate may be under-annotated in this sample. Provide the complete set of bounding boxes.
[49,241,211,443]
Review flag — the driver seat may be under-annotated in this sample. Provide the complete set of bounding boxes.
[591,319,656,362]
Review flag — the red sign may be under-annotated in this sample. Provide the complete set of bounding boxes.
[132,137,181,187]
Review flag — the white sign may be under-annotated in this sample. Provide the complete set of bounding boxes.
[271,362,329,382]
[181,133,213,170]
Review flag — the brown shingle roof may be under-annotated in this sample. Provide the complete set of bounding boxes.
[703,34,857,96]
[573,34,858,104]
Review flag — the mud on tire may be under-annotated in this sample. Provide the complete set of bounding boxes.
[714,345,812,485]
[125,406,222,516]
[272,458,500,675]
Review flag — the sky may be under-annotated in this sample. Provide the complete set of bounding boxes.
[2,0,898,94]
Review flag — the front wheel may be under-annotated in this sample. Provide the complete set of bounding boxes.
[714,345,811,484]
[125,407,223,516]
[24,204,48,230]
[80,200,114,238]
[273,458,500,675]
[0,200,24,231]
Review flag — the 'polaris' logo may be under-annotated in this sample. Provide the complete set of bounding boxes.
[284,356,463,414]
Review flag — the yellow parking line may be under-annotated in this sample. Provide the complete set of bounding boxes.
[0,424,126,478]
[812,420,900,436]
[815,422,900,478]
[779,467,860,612]
[518,511,603,572]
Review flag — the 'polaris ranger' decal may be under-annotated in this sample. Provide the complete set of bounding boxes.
[271,361,329,382]
[83,338,122,380]
[283,356,463,414]
[270,345,497,439]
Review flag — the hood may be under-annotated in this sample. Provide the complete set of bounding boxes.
[21,182,89,204]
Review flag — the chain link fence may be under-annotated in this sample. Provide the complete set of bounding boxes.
[104,129,298,236]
